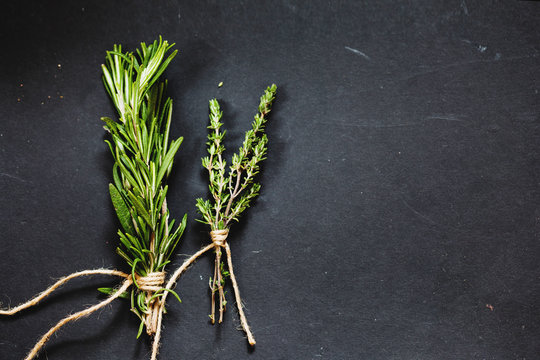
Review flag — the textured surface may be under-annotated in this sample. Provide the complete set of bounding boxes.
[1,1,539,359]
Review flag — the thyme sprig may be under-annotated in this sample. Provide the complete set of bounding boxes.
[195,84,277,340]
[101,37,186,336]
[197,84,277,229]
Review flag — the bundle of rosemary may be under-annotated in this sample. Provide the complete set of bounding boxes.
[0,37,185,360]
[101,36,185,338]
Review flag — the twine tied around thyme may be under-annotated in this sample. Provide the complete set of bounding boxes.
[211,229,228,247]
[209,229,256,345]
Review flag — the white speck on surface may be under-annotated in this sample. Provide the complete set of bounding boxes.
[494,52,501,60]
[252,250,262,254]
[344,46,371,60]
[57,64,62,69]
[478,45,487,53]
[199,275,203,280]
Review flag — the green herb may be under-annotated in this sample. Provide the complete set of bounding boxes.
[101,36,186,336]
[195,84,277,344]
[196,84,277,228]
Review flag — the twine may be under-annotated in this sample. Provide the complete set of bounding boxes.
[0,269,130,360]
[136,272,166,292]
[224,242,256,345]
[0,269,129,316]
[136,272,166,335]
[150,243,214,360]
[0,230,256,360]
[210,229,228,247]
[24,278,133,360]
[151,230,257,358]
[0,269,173,359]
[208,228,256,345]
[210,229,228,323]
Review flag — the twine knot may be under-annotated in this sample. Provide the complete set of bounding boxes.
[136,272,166,292]
[210,229,229,247]
[134,272,166,335]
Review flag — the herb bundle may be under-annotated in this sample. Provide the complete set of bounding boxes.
[0,37,185,360]
[101,36,185,338]
[195,84,278,344]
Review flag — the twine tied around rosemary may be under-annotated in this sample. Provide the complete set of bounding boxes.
[135,272,166,335]
[0,269,177,360]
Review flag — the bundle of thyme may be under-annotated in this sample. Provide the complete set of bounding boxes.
[195,84,277,344]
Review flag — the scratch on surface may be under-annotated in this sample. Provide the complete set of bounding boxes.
[424,114,464,122]
[345,46,371,60]
[316,121,419,128]
[401,198,440,226]
[461,0,469,15]
[401,53,539,81]
[0,172,27,183]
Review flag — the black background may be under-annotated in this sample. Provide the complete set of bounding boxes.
[1,1,539,359]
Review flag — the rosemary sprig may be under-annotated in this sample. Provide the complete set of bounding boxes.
[195,84,277,341]
[101,37,186,336]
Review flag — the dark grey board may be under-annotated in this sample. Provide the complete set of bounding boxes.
[0,1,539,359]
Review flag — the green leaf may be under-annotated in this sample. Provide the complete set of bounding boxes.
[109,183,135,235]
[127,192,153,227]
[156,136,183,185]
[98,287,129,299]
[101,116,118,133]
[136,319,145,339]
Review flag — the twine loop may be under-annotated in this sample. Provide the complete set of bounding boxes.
[136,272,165,292]
[210,229,229,247]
